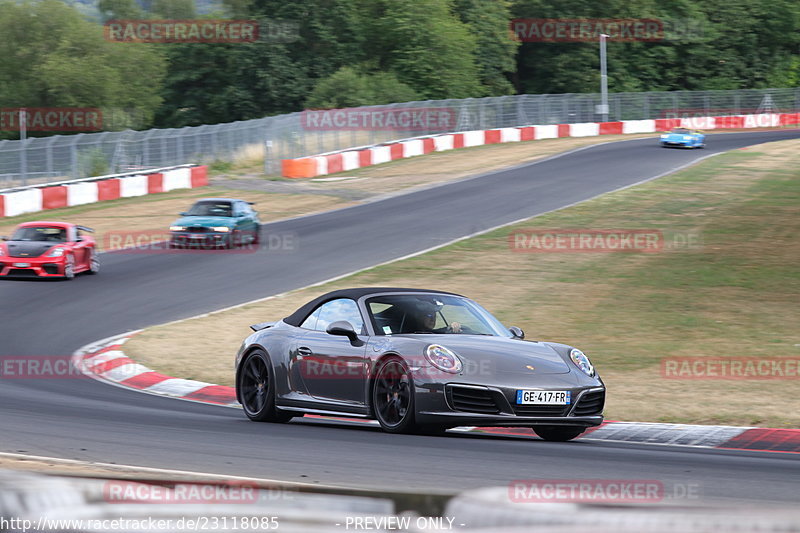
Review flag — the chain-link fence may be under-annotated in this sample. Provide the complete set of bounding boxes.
[2,87,798,188]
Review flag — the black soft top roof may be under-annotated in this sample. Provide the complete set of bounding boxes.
[283,287,463,327]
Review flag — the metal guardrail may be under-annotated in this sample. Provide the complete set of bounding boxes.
[1,88,798,186]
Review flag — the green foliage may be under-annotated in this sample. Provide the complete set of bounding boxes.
[151,0,196,19]
[511,0,800,93]
[361,0,485,99]
[305,67,420,108]
[454,0,519,96]
[3,0,798,133]
[97,0,142,21]
[0,0,167,136]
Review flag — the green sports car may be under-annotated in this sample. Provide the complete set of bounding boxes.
[169,198,260,248]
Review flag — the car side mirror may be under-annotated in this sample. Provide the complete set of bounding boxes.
[326,321,359,342]
[0,236,7,241]
[509,326,525,339]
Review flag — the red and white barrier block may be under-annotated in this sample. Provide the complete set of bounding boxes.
[281,112,800,178]
[0,165,208,218]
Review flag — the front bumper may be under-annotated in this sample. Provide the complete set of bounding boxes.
[412,374,606,428]
[170,231,230,247]
[0,257,65,278]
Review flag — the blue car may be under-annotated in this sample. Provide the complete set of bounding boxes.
[169,198,260,248]
[659,127,705,149]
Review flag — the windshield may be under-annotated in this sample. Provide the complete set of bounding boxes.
[366,294,511,336]
[671,128,691,134]
[10,226,67,242]
[186,201,233,217]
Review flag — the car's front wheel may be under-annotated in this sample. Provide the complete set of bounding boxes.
[372,357,419,433]
[237,349,293,423]
[87,250,100,274]
[532,425,586,442]
[63,255,75,280]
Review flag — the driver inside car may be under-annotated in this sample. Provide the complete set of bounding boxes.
[413,301,461,334]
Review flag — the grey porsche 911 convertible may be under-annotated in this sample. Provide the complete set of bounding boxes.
[235,288,605,441]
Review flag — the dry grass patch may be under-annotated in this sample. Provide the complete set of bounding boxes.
[127,139,800,427]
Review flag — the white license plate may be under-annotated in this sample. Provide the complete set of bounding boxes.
[190,235,205,239]
[13,262,31,267]
[516,390,571,405]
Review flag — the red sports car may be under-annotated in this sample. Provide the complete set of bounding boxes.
[0,221,99,280]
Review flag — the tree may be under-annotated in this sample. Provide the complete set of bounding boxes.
[454,0,519,96]
[305,67,420,108]
[361,0,484,99]
[97,0,143,21]
[0,0,167,135]
[152,0,196,19]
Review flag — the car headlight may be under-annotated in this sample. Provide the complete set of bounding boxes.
[169,226,186,232]
[425,344,462,374]
[211,226,231,233]
[660,135,668,139]
[570,348,595,377]
[45,247,66,257]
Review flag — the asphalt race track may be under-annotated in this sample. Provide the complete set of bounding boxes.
[1,131,799,504]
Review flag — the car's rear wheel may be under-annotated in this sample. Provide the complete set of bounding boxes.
[237,349,293,423]
[63,255,75,280]
[373,358,418,433]
[532,425,586,442]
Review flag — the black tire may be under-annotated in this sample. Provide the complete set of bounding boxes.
[87,249,100,275]
[237,349,293,423]
[63,255,75,280]
[372,357,418,434]
[532,425,586,442]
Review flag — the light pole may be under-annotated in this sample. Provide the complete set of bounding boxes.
[598,33,609,122]
[20,108,28,186]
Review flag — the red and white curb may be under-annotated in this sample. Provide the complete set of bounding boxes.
[0,164,208,218]
[72,332,238,407]
[73,333,800,453]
